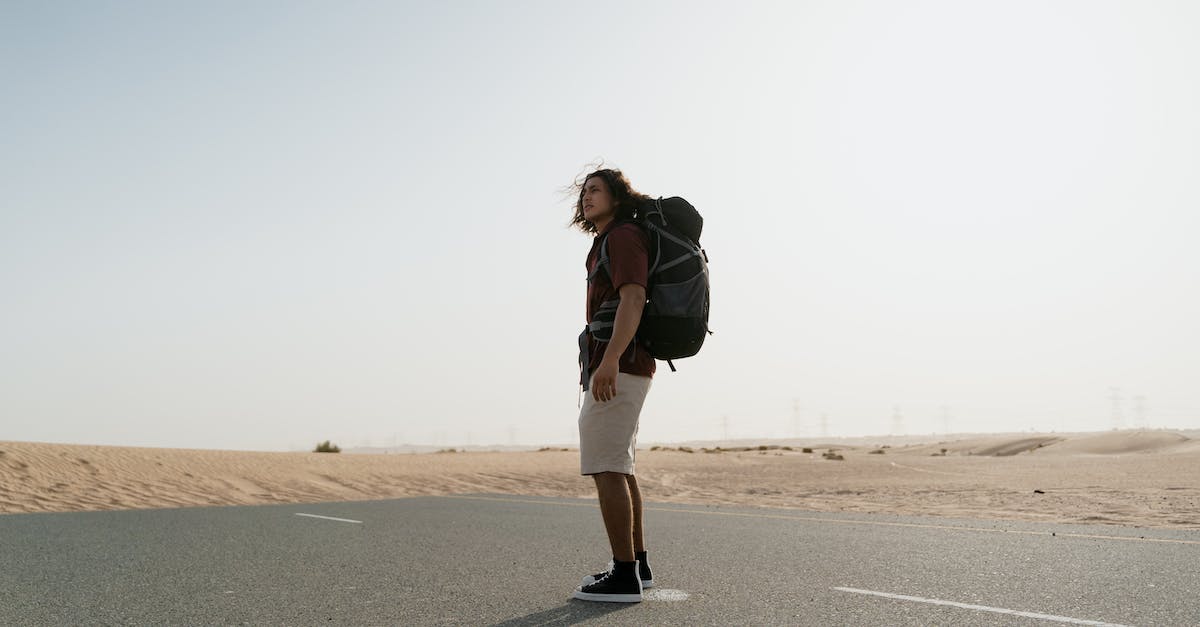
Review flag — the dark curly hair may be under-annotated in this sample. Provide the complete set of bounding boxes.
[566,166,651,234]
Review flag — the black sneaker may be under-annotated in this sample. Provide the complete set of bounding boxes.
[581,558,655,589]
[573,560,643,603]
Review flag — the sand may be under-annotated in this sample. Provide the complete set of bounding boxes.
[2,431,1198,529]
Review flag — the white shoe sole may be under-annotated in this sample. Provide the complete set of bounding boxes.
[572,590,642,603]
[581,575,655,589]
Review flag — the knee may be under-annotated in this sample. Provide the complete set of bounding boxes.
[593,471,628,488]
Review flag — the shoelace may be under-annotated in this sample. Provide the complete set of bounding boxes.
[585,565,620,589]
[594,561,648,581]
[593,560,614,578]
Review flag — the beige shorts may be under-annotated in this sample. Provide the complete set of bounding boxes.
[578,372,653,476]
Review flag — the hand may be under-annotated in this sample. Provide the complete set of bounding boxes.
[591,359,619,403]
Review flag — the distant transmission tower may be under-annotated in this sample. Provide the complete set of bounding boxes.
[891,405,905,436]
[1133,395,1148,429]
[1109,387,1124,430]
[940,405,952,434]
[792,399,802,438]
[819,413,829,438]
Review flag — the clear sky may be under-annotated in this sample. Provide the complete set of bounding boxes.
[3,1,1198,451]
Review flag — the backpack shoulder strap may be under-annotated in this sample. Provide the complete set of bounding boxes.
[587,233,611,282]
[587,219,644,282]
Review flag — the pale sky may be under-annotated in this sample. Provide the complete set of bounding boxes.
[3,1,1198,451]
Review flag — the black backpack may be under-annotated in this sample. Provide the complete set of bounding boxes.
[588,196,711,372]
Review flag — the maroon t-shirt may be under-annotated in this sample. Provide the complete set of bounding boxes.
[585,221,656,378]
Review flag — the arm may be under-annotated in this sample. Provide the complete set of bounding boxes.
[591,282,646,402]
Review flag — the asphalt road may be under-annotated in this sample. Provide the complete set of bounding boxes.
[1,494,1197,625]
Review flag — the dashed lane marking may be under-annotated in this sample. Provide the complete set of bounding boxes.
[833,587,1132,626]
[294,513,362,524]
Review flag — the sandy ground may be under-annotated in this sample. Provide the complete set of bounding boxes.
[2,431,1198,529]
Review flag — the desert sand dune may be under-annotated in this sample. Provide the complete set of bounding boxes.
[1041,430,1191,455]
[864,431,1194,458]
[2,431,1198,529]
[971,436,1064,456]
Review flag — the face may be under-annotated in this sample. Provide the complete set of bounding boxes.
[581,176,616,225]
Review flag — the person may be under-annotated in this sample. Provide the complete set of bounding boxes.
[569,167,656,603]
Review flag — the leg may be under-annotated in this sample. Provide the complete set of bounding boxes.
[626,474,645,553]
[592,471,635,562]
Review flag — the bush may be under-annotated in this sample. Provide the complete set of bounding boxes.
[314,440,341,453]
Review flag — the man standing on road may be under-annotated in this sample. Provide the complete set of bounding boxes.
[569,167,657,603]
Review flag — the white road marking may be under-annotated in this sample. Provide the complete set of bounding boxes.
[644,588,689,601]
[833,587,1132,626]
[294,513,362,524]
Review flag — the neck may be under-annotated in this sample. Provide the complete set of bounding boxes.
[592,215,613,234]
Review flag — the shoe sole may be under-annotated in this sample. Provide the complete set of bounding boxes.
[572,590,642,603]
[581,576,655,589]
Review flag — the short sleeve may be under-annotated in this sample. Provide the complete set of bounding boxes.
[606,224,649,291]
